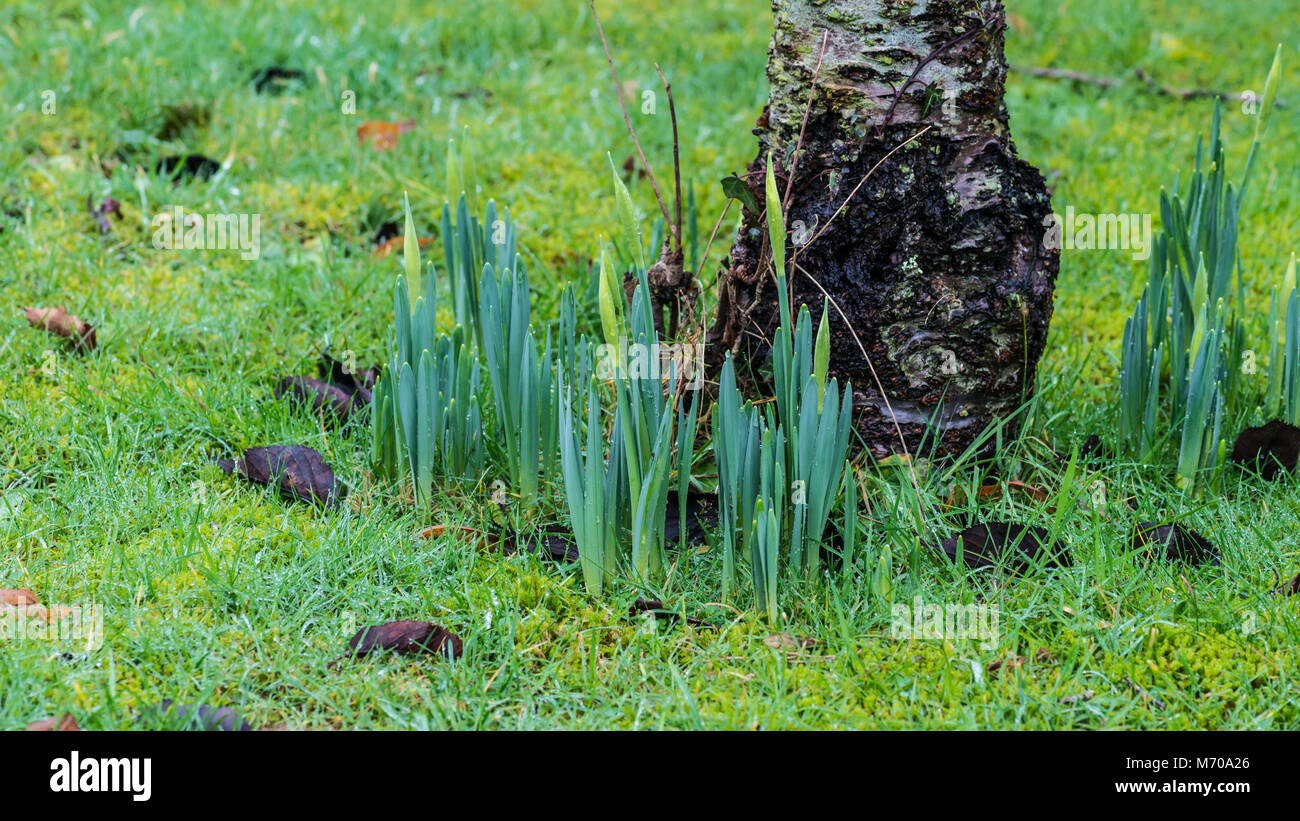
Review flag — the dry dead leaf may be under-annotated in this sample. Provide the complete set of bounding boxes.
[25,713,81,731]
[1272,571,1300,597]
[417,524,492,552]
[496,531,580,562]
[763,632,816,651]
[23,306,97,352]
[987,656,1025,675]
[1131,521,1220,566]
[216,445,340,508]
[37,605,74,624]
[356,119,415,150]
[419,524,447,540]
[274,376,364,422]
[139,700,254,731]
[621,154,647,180]
[946,479,1049,508]
[1229,419,1300,480]
[0,588,37,606]
[372,235,434,258]
[935,521,1071,573]
[87,195,122,234]
[345,620,463,660]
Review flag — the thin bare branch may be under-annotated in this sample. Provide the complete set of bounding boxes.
[694,198,734,299]
[592,3,673,233]
[1133,66,1271,103]
[1010,64,1119,89]
[1011,64,1283,106]
[654,63,683,254]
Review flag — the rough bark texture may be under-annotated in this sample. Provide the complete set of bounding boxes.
[706,0,1058,459]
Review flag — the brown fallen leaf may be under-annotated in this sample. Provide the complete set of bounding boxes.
[945,479,997,507]
[934,521,1072,574]
[25,713,81,731]
[23,306,97,352]
[664,488,718,548]
[1077,433,1106,461]
[216,445,340,507]
[319,354,376,398]
[2,604,72,624]
[1270,571,1300,597]
[274,376,360,422]
[763,632,817,651]
[250,66,307,95]
[1229,419,1300,480]
[1130,521,1220,567]
[417,524,491,551]
[138,700,254,731]
[372,235,435,259]
[497,531,580,562]
[38,605,74,624]
[987,655,1026,675]
[946,480,1049,509]
[0,588,38,606]
[346,620,463,660]
[370,219,402,247]
[1052,433,1108,465]
[272,353,379,424]
[1006,481,1049,503]
[452,86,492,100]
[356,119,415,150]
[437,526,578,561]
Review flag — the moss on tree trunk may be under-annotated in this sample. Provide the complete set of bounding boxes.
[707,0,1058,459]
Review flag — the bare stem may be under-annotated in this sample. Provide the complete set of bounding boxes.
[654,63,683,254]
[592,3,674,235]
[694,199,734,299]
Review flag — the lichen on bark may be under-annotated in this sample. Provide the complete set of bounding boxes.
[707,0,1058,459]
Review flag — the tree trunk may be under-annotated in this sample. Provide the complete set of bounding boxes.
[706,0,1058,460]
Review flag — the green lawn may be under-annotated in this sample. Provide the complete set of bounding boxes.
[2,0,1298,729]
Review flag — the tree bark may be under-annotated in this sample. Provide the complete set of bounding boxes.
[707,0,1058,460]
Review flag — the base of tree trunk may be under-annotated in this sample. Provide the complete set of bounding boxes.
[707,0,1059,460]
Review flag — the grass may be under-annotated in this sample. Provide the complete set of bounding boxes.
[1,0,1298,729]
